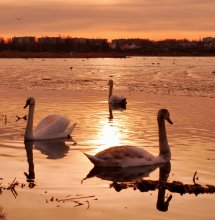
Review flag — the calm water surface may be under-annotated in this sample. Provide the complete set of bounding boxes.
[0,57,214,220]
[0,57,215,97]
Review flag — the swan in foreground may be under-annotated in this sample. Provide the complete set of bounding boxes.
[84,109,173,167]
[24,97,77,140]
[108,79,127,108]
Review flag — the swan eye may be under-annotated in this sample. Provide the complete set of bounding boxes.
[24,98,35,108]
[28,97,35,105]
[27,99,32,105]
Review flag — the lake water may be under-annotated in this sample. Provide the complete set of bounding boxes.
[0,57,214,220]
[0,57,215,97]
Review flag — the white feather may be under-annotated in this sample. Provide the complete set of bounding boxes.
[24,97,77,140]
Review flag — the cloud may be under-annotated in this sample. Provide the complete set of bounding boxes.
[0,0,214,39]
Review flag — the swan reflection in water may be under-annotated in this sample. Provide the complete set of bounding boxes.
[24,140,35,183]
[156,162,172,212]
[83,164,158,182]
[24,139,75,182]
[34,139,71,159]
[108,104,126,120]
[83,162,172,212]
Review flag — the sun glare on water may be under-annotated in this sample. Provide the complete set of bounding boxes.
[96,123,122,153]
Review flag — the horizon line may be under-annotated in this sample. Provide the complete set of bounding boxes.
[1,35,214,42]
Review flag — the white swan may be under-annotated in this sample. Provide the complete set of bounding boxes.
[108,79,127,108]
[84,109,173,167]
[24,97,77,141]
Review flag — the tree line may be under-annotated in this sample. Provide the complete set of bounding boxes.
[0,36,215,56]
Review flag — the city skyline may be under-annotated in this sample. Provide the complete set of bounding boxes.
[0,0,215,40]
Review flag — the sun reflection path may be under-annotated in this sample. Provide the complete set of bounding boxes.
[96,123,122,153]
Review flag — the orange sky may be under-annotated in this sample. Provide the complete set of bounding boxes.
[0,0,215,40]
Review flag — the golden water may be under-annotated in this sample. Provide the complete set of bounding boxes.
[0,57,214,219]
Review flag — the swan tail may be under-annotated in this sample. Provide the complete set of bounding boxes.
[84,153,102,166]
[120,98,127,105]
[67,122,77,135]
[118,98,127,109]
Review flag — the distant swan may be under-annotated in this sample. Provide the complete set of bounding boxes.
[84,109,173,167]
[24,97,77,141]
[108,79,127,108]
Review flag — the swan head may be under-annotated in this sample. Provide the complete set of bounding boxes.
[158,109,173,124]
[108,79,114,86]
[24,97,35,109]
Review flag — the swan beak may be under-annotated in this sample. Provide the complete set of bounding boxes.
[24,100,29,109]
[167,118,173,124]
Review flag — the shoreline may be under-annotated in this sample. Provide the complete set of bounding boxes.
[0,51,126,58]
[0,51,215,58]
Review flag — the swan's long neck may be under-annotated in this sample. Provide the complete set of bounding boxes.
[109,83,113,99]
[25,104,34,140]
[109,105,113,119]
[158,116,170,158]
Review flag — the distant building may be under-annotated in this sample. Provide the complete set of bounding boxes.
[121,43,131,51]
[177,40,198,48]
[202,37,215,49]
[72,38,88,45]
[109,41,117,50]
[12,36,36,45]
[110,39,151,51]
[37,37,65,44]
[89,39,108,47]
[203,37,215,43]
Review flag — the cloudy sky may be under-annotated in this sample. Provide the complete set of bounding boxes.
[0,0,214,40]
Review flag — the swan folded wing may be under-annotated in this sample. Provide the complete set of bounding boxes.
[109,95,126,104]
[96,146,156,167]
[34,114,72,139]
[96,146,152,159]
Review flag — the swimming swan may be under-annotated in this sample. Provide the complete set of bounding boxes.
[24,97,77,141]
[84,109,173,167]
[108,79,127,108]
